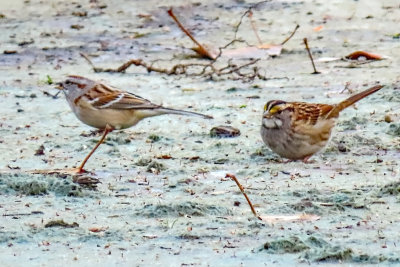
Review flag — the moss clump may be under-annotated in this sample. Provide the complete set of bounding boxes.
[263,235,354,263]
[263,236,310,253]
[146,161,165,173]
[304,247,353,262]
[9,179,48,195]
[387,123,400,136]
[147,134,161,142]
[136,202,232,218]
[0,173,85,197]
[378,181,400,196]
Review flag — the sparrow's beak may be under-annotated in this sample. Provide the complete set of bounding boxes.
[55,82,64,90]
[262,112,271,119]
[50,82,63,99]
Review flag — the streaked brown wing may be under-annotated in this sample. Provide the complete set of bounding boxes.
[91,92,161,109]
[294,102,334,125]
[86,83,160,110]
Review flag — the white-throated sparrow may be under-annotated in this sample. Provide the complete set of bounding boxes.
[57,75,212,172]
[260,85,384,161]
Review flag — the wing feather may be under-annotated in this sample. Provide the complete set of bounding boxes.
[294,103,334,124]
[85,83,160,110]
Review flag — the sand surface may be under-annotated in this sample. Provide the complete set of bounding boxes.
[0,0,400,265]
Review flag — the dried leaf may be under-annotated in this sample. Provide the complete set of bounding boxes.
[156,155,173,159]
[313,25,324,32]
[345,51,382,60]
[89,226,108,232]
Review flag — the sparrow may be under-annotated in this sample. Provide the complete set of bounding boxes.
[260,85,384,162]
[57,75,212,172]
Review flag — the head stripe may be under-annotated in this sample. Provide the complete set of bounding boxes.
[265,100,287,112]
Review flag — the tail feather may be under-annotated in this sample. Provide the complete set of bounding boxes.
[326,85,384,118]
[158,107,213,119]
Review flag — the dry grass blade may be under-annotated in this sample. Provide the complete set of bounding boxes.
[280,24,300,45]
[226,173,262,220]
[248,11,262,45]
[226,173,321,224]
[167,8,216,60]
[303,38,320,74]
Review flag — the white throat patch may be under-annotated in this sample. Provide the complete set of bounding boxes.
[263,118,283,129]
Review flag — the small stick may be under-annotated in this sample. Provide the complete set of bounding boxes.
[280,24,300,45]
[80,53,96,69]
[80,54,171,74]
[248,11,262,45]
[233,0,272,40]
[226,173,262,220]
[303,38,320,74]
[167,8,215,60]
[340,82,351,94]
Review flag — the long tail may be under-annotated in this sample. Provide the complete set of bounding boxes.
[327,85,384,118]
[157,107,213,119]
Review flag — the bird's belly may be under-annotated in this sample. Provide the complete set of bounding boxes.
[75,108,139,130]
[261,121,333,160]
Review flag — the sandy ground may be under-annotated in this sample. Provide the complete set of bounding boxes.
[0,0,400,266]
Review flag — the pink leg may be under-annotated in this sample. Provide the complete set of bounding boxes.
[302,156,312,163]
[77,125,113,173]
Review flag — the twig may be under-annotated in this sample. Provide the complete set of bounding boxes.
[80,54,267,82]
[219,59,260,75]
[42,90,60,99]
[340,82,351,94]
[167,8,216,60]
[280,24,300,45]
[248,11,262,45]
[80,53,96,69]
[214,39,246,62]
[81,54,171,73]
[303,38,320,74]
[233,0,272,40]
[226,173,262,220]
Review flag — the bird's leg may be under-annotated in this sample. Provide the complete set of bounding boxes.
[302,156,313,164]
[77,124,114,173]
